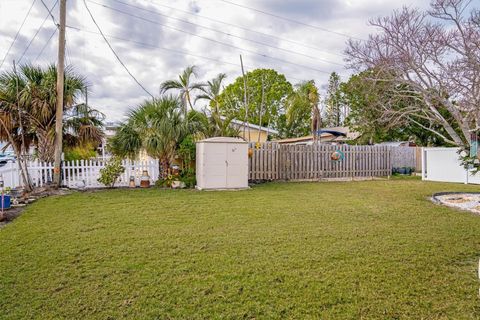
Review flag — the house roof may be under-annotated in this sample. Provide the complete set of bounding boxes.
[220,116,279,135]
[275,127,360,144]
[376,141,417,147]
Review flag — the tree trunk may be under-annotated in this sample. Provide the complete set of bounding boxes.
[36,130,55,162]
[0,118,32,192]
[159,157,170,179]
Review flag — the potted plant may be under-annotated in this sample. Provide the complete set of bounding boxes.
[1,187,11,210]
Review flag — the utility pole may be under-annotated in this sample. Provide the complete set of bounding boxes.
[239,55,250,141]
[53,0,66,188]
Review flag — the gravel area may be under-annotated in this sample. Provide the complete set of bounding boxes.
[432,192,480,214]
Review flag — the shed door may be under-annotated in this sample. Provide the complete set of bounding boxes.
[226,143,247,188]
[204,142,227,188]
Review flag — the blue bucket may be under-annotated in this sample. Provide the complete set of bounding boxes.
[1,195,11,210]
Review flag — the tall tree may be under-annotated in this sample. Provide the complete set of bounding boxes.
[194,73,236,137]
[323,72,344,127]
[195,73,226,114]
[160,66,204,114]
[279,81,320,138]
[342,70,453,145]
[216,68,293,133]
[345,0,480,146]
[0,64,87,162]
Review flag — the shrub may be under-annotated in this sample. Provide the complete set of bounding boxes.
[180,168,196,188]
[178,135,196,170]
[98,157,125,188]
[155,174,175,188]
[64,144,97,161]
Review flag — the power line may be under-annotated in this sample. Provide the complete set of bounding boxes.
[0,0,37,70]
[40,0,69,66]
[87,1,332,75]
[34,27,57,62]
[65,34,73,66]
[40,0,58,26]
[83,0,154,98]
[18,0,59,64]
[110,0,343,66]
[143,0,344,59]
[219,0,365,41]
[66,25,306,83]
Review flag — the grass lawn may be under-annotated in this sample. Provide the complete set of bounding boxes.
[1,179,480,319]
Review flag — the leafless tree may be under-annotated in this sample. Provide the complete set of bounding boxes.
[345,0,480,146]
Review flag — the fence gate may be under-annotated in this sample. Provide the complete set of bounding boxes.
[249,143,392,181]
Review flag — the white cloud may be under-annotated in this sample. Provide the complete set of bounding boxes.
[0,0,428,121]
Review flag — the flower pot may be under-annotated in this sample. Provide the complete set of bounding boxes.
[1,194,11,209]
[172,180,181,189]
[129,175,136,188]
[140,170,150,188]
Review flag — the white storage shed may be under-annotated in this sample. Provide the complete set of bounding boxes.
[196,137,249,190]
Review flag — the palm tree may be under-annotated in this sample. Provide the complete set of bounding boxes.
[285,80,321,140]
[187,109,240,139]
[195,73,226,113]
[109,96,188,176]
[160,66,204,114]
[0,64,87,162]
[193,73,239,138]
[63,102,105,149]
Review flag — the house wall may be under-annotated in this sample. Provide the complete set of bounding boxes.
[238,128,269,142]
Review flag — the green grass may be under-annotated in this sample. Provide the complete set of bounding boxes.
[1,180,480,319]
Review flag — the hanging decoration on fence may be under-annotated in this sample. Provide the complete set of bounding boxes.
[458,132,480,174]
[331,149,345,161]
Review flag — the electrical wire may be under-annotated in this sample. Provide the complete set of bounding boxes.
[34,27,57,62]
[66,25,306,83]
[40,0,58,26]
[219,0,366,41]
[0,0,37,69]
[83,0,154,98]
[87,1,332,75]
[110,0,343,66]
[65,35,73,66]
[18,0,59,64]
[142,0,343,58]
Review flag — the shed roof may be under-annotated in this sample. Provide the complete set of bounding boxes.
[198,137,248,144]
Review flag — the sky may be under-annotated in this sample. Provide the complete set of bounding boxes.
[0,0,429,122]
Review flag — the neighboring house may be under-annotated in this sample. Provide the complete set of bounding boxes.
[376,141,417,147]
[221,117,279,142]
[275,127,360,145]
[98,121,121,160]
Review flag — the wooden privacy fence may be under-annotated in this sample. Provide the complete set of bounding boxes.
[249,143,392,180]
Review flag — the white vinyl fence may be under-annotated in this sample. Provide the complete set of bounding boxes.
[0,159,159,189]
[422,147,480,184]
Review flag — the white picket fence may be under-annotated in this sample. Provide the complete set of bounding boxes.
[0,159,160,189]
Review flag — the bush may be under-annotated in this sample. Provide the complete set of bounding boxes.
[98,157,125,188]
[180,168,196,188]
[155,174,175,188]
[178,135,196,170]
[64,145,97,161]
